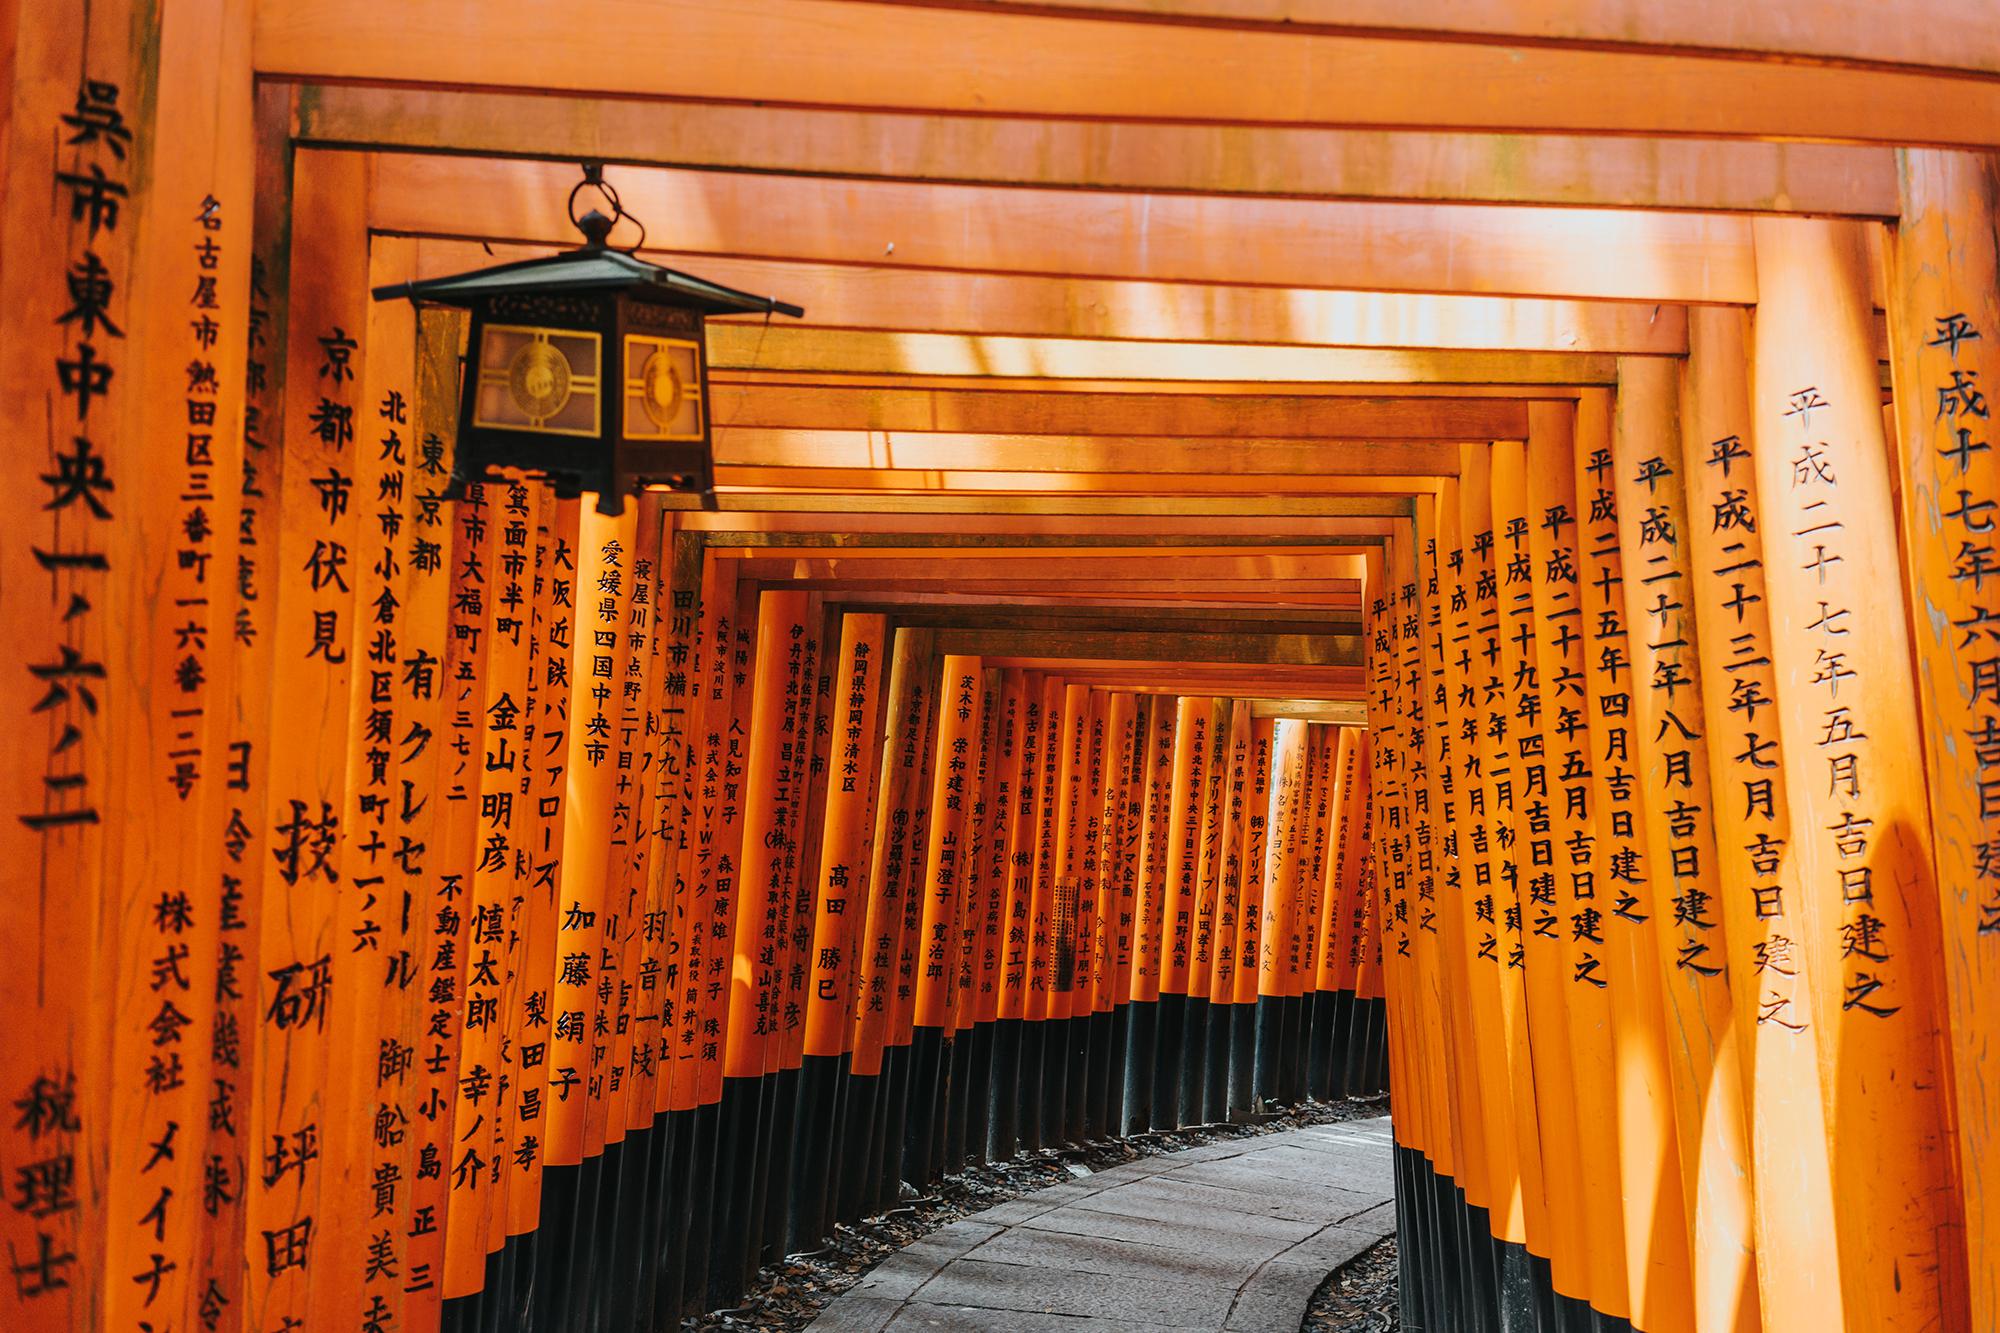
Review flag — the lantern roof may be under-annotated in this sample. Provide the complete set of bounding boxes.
[372,217,804,320]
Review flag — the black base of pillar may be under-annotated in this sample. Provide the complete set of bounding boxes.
[903,1025,946,1186]
[1017,1020,1045,1151]
[792,1055,842,1251]
[1179,994,1208,1126]
[1202,1000,1231,1123]
[1276,993,1305,1105]
[1394,1144,1634,1333]
[1085,1008,1115,1139]
[708,1072,760,1304]
[1151,993,1185,1129]
[877,1043,912,1210]
[988,1019,1020,1158]
[1064,1010,1089,1143]
[963,1022,994,1165]
[944,1030,974,1170]
[1041,1015,1071,1147]
[1226,1002,1256,1121]
[1120,1000,1155,1134]
[1252,993,1283,1107]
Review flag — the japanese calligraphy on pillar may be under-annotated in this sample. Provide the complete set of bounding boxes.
[241,150,370,1332]
[802,615,889,1060]
[1608,368,1763,1333]
[1889,152,2000,1328]
[1,23,146,1324]
[508,493,577,1236]
[977,673,1027,1027]
[545,507,636,1164]
[305,239,421,1333]
[1753,214,1967,1331]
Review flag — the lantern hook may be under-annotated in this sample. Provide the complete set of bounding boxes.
[567,162,648,254]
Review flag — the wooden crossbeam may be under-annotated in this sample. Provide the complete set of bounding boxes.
[722,552,1367,581]
[753,574,1362,597]
[930,627,1358,666]
[699,384,1531,440]
[976,662,1365,692]
[254,0,2000,146]
[696,382,1520,438]
[407,238,1689,353]
[831,600,1360,636]
[715,468,1440,495]
[693,532,1381,550]
[680,493,1415,517]
[715,432,1464,478]
[1246,698,1369,724]
[894,0,2000,79]
[710,372,1591,400]
[366,153,1755,304]
[301,86,1898,217]
[710,542,1369,561]
[828,589,1364,614]
[701,329,1619,385]
[673,512,1400,537]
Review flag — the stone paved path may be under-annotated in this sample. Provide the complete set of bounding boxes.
[807,1114,1396,1333]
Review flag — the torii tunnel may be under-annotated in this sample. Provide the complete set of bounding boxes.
[4,3,2000,1332]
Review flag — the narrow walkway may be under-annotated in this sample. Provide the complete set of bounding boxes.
[809,1115,1396,1333]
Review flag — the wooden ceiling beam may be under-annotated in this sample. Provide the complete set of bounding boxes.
[714,467,1441,495]
[709,373,1589,401]
[724,552,1366,581]
[676,493,1414,517]
[254,0,2000,147]
[928,628,1358,666]
[714,431,1465,478]
[756,576,1361,596]
[709,542,1367,561]
[700,329,1619,386]
[672,511,1399,538]
[698,383,1532,439]
[826,590,1361,614]
[830,600,1360,636]
[406,237,1690,353]
[691,531,1379,550]
[300,86,1897,217]
[980,662,1364,691]
[891,0,2000,80]
[365,152,1755,304]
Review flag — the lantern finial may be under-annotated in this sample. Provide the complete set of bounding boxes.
[575,209,616,250]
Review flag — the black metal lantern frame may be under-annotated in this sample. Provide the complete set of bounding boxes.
[373,165,802,514]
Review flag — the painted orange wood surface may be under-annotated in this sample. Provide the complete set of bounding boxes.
[849,630,930,1077]
[1679,310,1843,1329]
[242,147,368,1333]
[1608,364,1758,1333]
[1886,148,2000,1333]
[1570,392,1696,1333]
[801,615,890,1059]
[1752,217,1969,1333]
[1521,406,1628,1323]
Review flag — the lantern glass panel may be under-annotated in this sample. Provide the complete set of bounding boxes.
[472,323,602,437]
[622,334,704,441]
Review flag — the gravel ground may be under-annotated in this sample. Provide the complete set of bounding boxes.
[680,1093,1393,1332]
[1301,1237,1400,1332]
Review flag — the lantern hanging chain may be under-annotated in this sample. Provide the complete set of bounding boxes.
[568,162,648,254]
[719,308,777,431]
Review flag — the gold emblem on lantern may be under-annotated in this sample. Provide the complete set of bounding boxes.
[640,349,684,428]
[622,334,704,441]
[473,324,601,436]
[508,339,574,421]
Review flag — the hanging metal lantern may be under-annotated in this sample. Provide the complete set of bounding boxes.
[373,164,802,513]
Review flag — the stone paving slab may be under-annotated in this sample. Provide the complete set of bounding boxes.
[807,1114,1396,1333]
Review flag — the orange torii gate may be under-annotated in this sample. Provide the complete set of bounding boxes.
[6,4,2000,1333]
